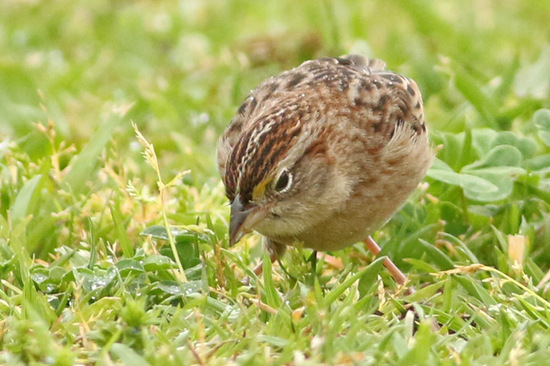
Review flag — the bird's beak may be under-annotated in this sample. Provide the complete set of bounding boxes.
[229,194,268,246]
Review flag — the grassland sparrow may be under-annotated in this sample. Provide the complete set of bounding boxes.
[217,54,433,283]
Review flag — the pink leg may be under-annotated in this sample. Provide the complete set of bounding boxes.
[253,251,278,276]
[363,236,407,285]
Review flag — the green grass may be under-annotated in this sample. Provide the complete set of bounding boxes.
[1,0,550,364]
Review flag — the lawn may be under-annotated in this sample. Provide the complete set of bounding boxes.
[1,0,550,364]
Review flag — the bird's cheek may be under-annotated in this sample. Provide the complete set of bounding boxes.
[251,204,282,228]
[268,207,282,219]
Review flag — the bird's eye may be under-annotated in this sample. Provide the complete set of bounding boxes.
[274,169,293,193]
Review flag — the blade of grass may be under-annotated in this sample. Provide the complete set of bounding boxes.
[62,106,130,195]
[111,194,134,258]
[418,239,455,270]
[11,174,42,223]
[326,256,386,305]
[261,251,281,309]
[26,108,128,254]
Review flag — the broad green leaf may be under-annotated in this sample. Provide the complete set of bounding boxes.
[140,225,169,238]
[427,159,497,194]
[146,226,201,269]
[142,255,175,271]
[48,266,67,284]
[159,241,200,269]
[463,171,514,202]
[432,145,525,201]
[524,154,550,170]
[471,129,536,157]
[61,267,93,283]
[534,109,550,129]
[472,129,498,156]
[438,133,467,169]
[63,267,117,293]
[493,132,537,159]
[116,259,144,275]
[141,225,213,244]
[463,145,522,170]
[472,130,537,160]
[466,167,524,176]
[461,145,524,201]
[30,267,49,285]
[439,202,469,235]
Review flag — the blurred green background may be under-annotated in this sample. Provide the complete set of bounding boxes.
[2,0,548,181]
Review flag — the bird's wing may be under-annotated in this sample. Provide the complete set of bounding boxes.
[216,54,423,181]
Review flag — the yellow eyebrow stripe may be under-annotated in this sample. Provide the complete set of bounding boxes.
[252,178,272,201]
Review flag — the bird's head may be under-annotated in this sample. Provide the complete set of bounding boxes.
[221,102,350,246]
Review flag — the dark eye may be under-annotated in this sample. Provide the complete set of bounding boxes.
[274,169,292,193]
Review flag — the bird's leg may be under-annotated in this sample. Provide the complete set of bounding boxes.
[250,251,296,283]
[250,239,287,278]
[307,250,318,274]
[363,236,407,285]
[239,252,275,286]
[252,251,277,276]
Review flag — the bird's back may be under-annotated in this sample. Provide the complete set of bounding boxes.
[218,55,428,189]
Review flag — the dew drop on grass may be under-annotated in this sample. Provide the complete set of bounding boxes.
[45,284,56,293]
[31,273,48,284]
[90,277,108,291]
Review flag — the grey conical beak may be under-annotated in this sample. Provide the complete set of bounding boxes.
[229,194,252,245]
[229,194,269,246]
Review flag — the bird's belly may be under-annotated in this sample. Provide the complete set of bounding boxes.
[289,208,383,251]
[286,140,431,252]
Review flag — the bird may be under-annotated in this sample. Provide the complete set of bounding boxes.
[217,54,433,284]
